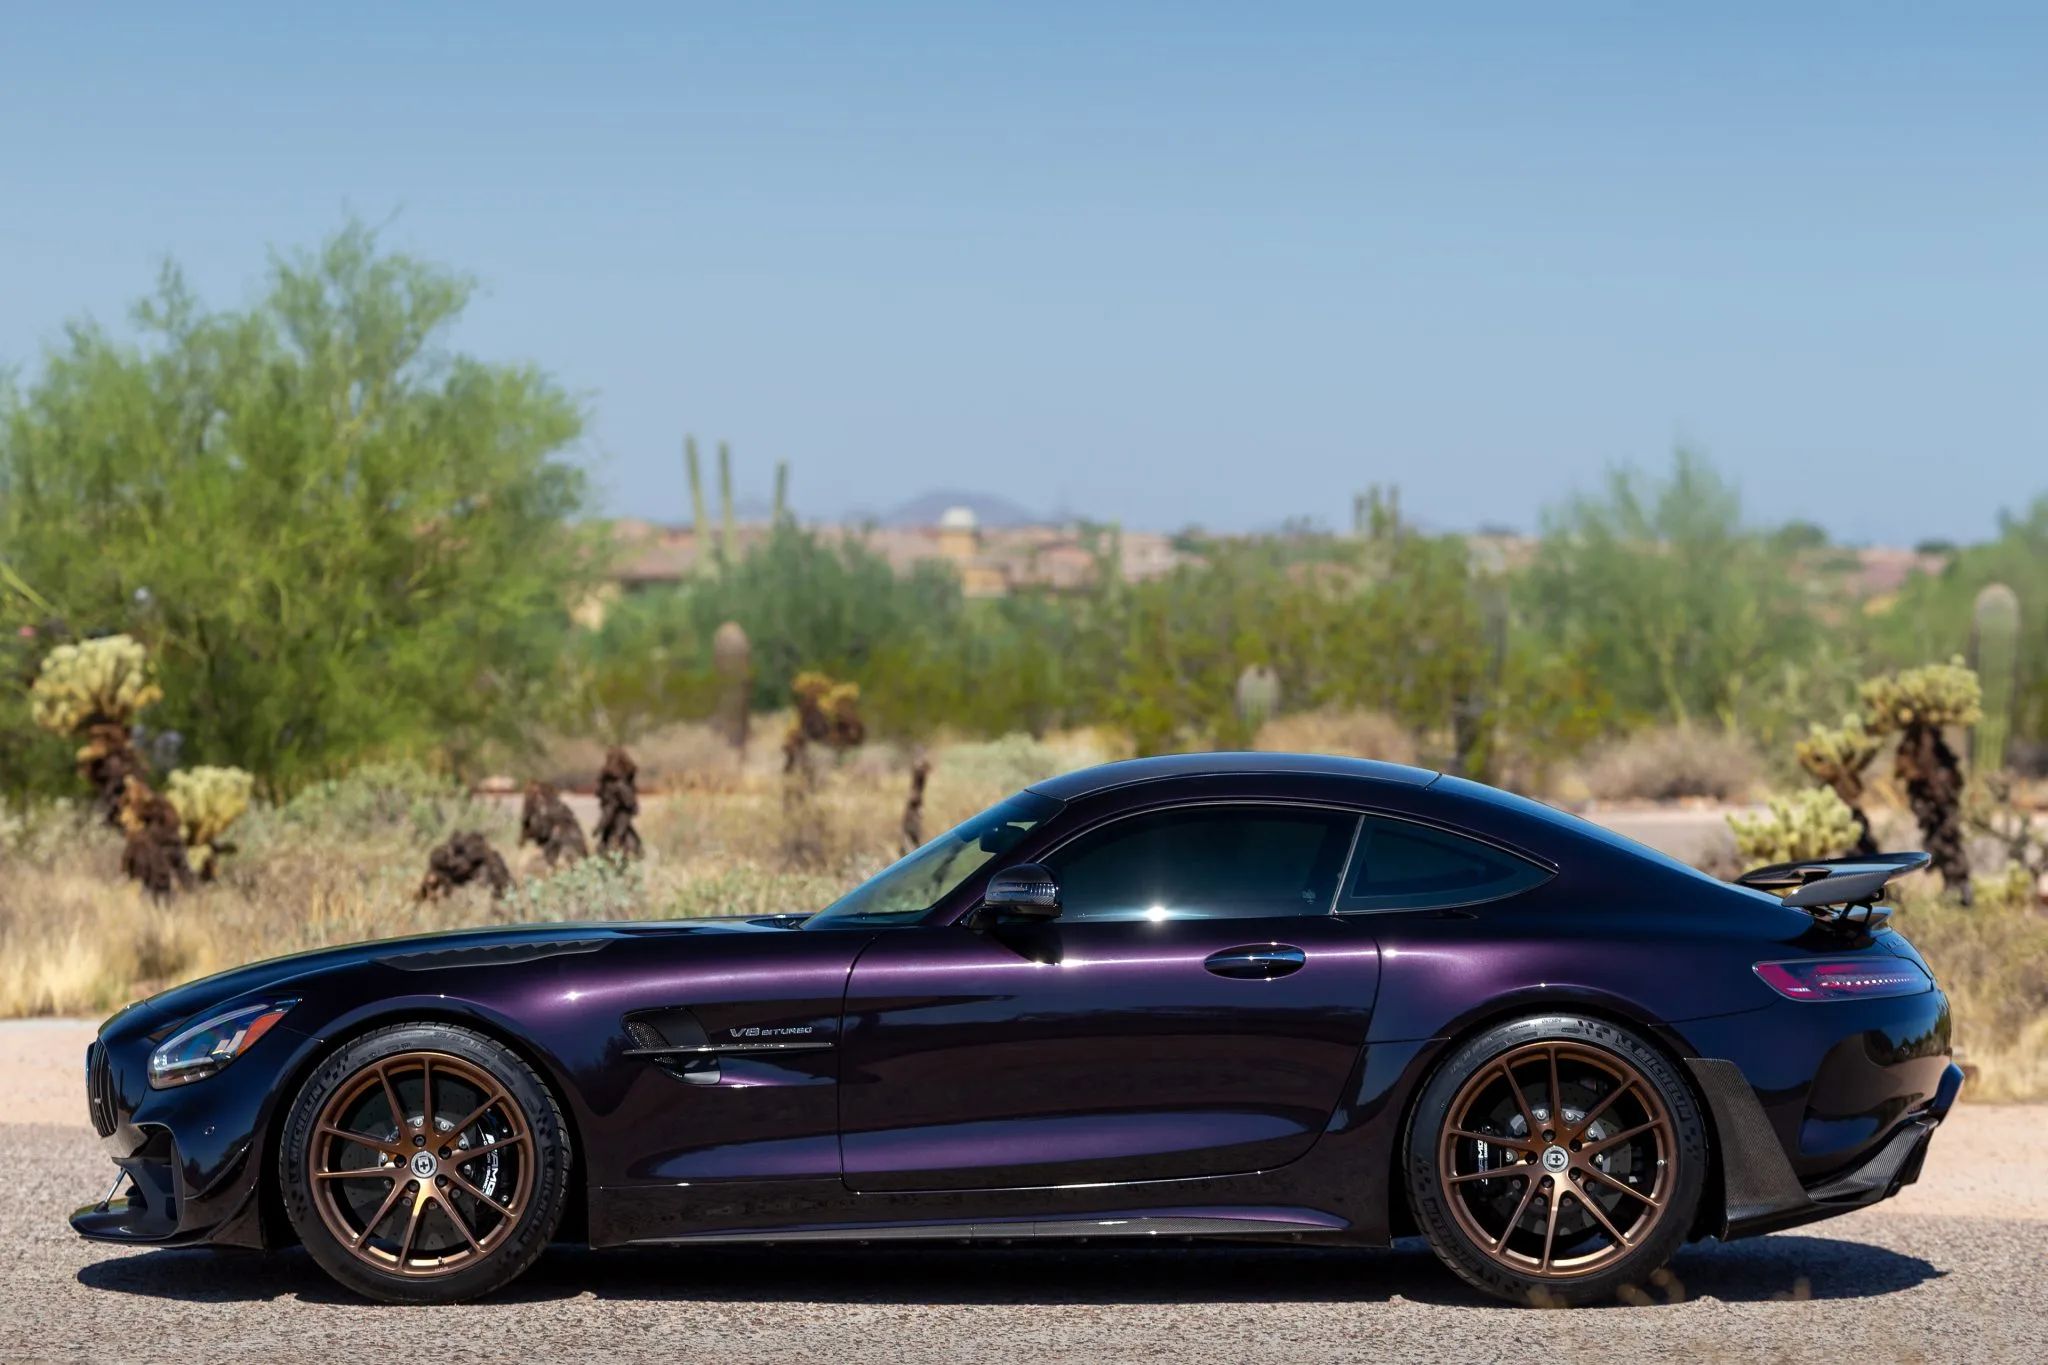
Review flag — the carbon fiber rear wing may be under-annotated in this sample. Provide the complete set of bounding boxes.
[1736,851,1929,927]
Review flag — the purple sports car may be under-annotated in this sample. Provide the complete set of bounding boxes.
[73,754,1959,1305]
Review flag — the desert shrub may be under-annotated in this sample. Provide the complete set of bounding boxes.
[498,855,643,923]
[1726,788,1860,865]
[930,732,1115,796]
[1579,725,1764,802]
[1891,884,2048,1100]
[259,761,486,843]
[1254,708,1419,766]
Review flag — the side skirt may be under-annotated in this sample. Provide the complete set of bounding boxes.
[623,1209,1349,1247]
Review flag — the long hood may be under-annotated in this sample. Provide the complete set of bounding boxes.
[110,915,799,1035]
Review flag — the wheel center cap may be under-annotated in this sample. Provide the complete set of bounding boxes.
[1541,1145,1570,1173]
[410,1151,438,1179]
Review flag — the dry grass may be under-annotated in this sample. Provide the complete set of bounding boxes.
[1254,708,1419,766]
[1576,725,1767,804]
[0,735,1117,1019]
[6,732,2044,1102]
[1889,882,2048,1101]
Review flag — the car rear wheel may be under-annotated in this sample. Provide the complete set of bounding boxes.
[280,1022,572,1303]
[1404,1014,1706,1306]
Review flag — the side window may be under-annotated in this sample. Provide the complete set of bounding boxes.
[1342,816,1549,911]
[1044,805,1359,922]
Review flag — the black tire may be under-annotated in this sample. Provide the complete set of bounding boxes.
[279,1022,573,1304]
[1404,1014,1707,1306]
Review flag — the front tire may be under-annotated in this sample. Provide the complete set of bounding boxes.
[1404,1014,1706,1306]
[279,1022,572,1304]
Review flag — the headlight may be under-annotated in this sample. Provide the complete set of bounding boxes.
[147,1000,297,1088]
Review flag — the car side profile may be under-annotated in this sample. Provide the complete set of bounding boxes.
[73,753,1960,1306]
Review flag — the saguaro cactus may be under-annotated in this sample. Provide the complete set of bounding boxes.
[685,436,711,559]
[712,621,752,753]
[1971,583,2021,776]
[718,440,737,570]
[1235,664,1281,735]
[773,461,791,526]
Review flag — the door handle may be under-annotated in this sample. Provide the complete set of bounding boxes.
[1203,944,1307,980]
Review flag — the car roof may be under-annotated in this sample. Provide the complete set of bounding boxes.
[1026,751,1441,802]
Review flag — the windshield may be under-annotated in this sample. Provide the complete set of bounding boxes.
[805,791,1060,928]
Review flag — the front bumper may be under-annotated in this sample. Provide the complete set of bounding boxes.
[1691,1057,1964,1240]
[69,1032,293,1250]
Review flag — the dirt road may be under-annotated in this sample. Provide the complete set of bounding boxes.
[5,1020,2043,1363]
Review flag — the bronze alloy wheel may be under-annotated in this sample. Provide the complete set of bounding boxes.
[308,1050,534,1278]
[1436,1040,1674,1280]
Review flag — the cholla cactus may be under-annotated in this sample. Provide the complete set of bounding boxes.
[31,635,165,819]
[1728,788,1862,868]
[789,671,864,753]
[29,635,162,734]
[1794,716,1881,854]
[1861,657,1980,898]
[1859,658,1983,734]
[165,766,254,879]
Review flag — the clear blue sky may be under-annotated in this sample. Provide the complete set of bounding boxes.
[3,3,2043,542]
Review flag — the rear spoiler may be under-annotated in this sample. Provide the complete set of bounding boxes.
[1735,852,1929,928]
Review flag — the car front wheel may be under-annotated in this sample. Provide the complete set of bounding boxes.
[1404,1014,1706,1306]
[279,1022,572,1303]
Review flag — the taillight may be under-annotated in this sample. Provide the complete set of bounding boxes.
[1753,958,1931,1002]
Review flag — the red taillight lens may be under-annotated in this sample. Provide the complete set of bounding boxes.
[1754,958,1931,1002]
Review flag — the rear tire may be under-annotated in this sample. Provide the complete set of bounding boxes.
[279,1022,572,1304]
[1404,1014,1706,1306]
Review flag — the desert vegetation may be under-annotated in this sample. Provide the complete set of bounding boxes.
[3,224,2046,1096]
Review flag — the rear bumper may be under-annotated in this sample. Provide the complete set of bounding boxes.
[1690,1057,1963,1240]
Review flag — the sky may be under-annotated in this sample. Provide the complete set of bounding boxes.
[2,2,2044,542]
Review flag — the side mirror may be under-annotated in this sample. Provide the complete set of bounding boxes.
[984,863,1061,919]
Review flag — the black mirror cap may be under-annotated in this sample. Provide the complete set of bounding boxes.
[985,863,1061,918]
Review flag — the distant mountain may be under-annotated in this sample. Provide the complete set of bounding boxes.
[869,489,1049,528]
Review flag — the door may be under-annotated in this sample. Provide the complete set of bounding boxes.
[838,803,1381,1192]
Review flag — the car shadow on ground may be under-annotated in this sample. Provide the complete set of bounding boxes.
[77,1234,1940,1310]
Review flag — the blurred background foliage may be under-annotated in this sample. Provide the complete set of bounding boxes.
[5,224,2048,799]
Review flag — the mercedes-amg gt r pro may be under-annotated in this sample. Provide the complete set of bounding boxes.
[73,754,1961,1305]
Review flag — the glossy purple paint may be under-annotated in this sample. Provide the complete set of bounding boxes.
[73,754,1955,1258]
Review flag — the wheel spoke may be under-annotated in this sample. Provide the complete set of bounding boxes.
[1584,1117,1664,1155]
[444,1166,500,1206]
[1500,1063,1541,1138]
[355,1176,409,1246]
[1491,1177,1540,1254]
[1583,1164,1661,1207]
[444,1093,510,1143]
[457,1132,528,1158]
[1539,1184,1564,1272]
[314,1167,397,1181]
[377,1063,410,1143]
[1448,1128,1534,1152]
[1547,1047,1563,1133]
[397,1185,429,1263]
[435,1188,484,1253]
[318,1124,401,1158]
[1574,1181,1634,1249]
[1447,1168,1515,1185]
[420,1057,436,1137]
[1569,1077,1635,1140]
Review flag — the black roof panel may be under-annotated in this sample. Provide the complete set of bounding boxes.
[1027,751,1440,801]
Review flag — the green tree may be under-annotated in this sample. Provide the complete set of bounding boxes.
[0,224,591,790]
[1519,451,1815,735]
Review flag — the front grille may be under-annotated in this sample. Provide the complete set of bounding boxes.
[86,1041,117,1138]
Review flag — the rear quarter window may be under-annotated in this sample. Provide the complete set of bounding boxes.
[1342,815,1551,912]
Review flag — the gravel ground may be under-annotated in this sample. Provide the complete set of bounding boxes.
[5,1023,2044,1363]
